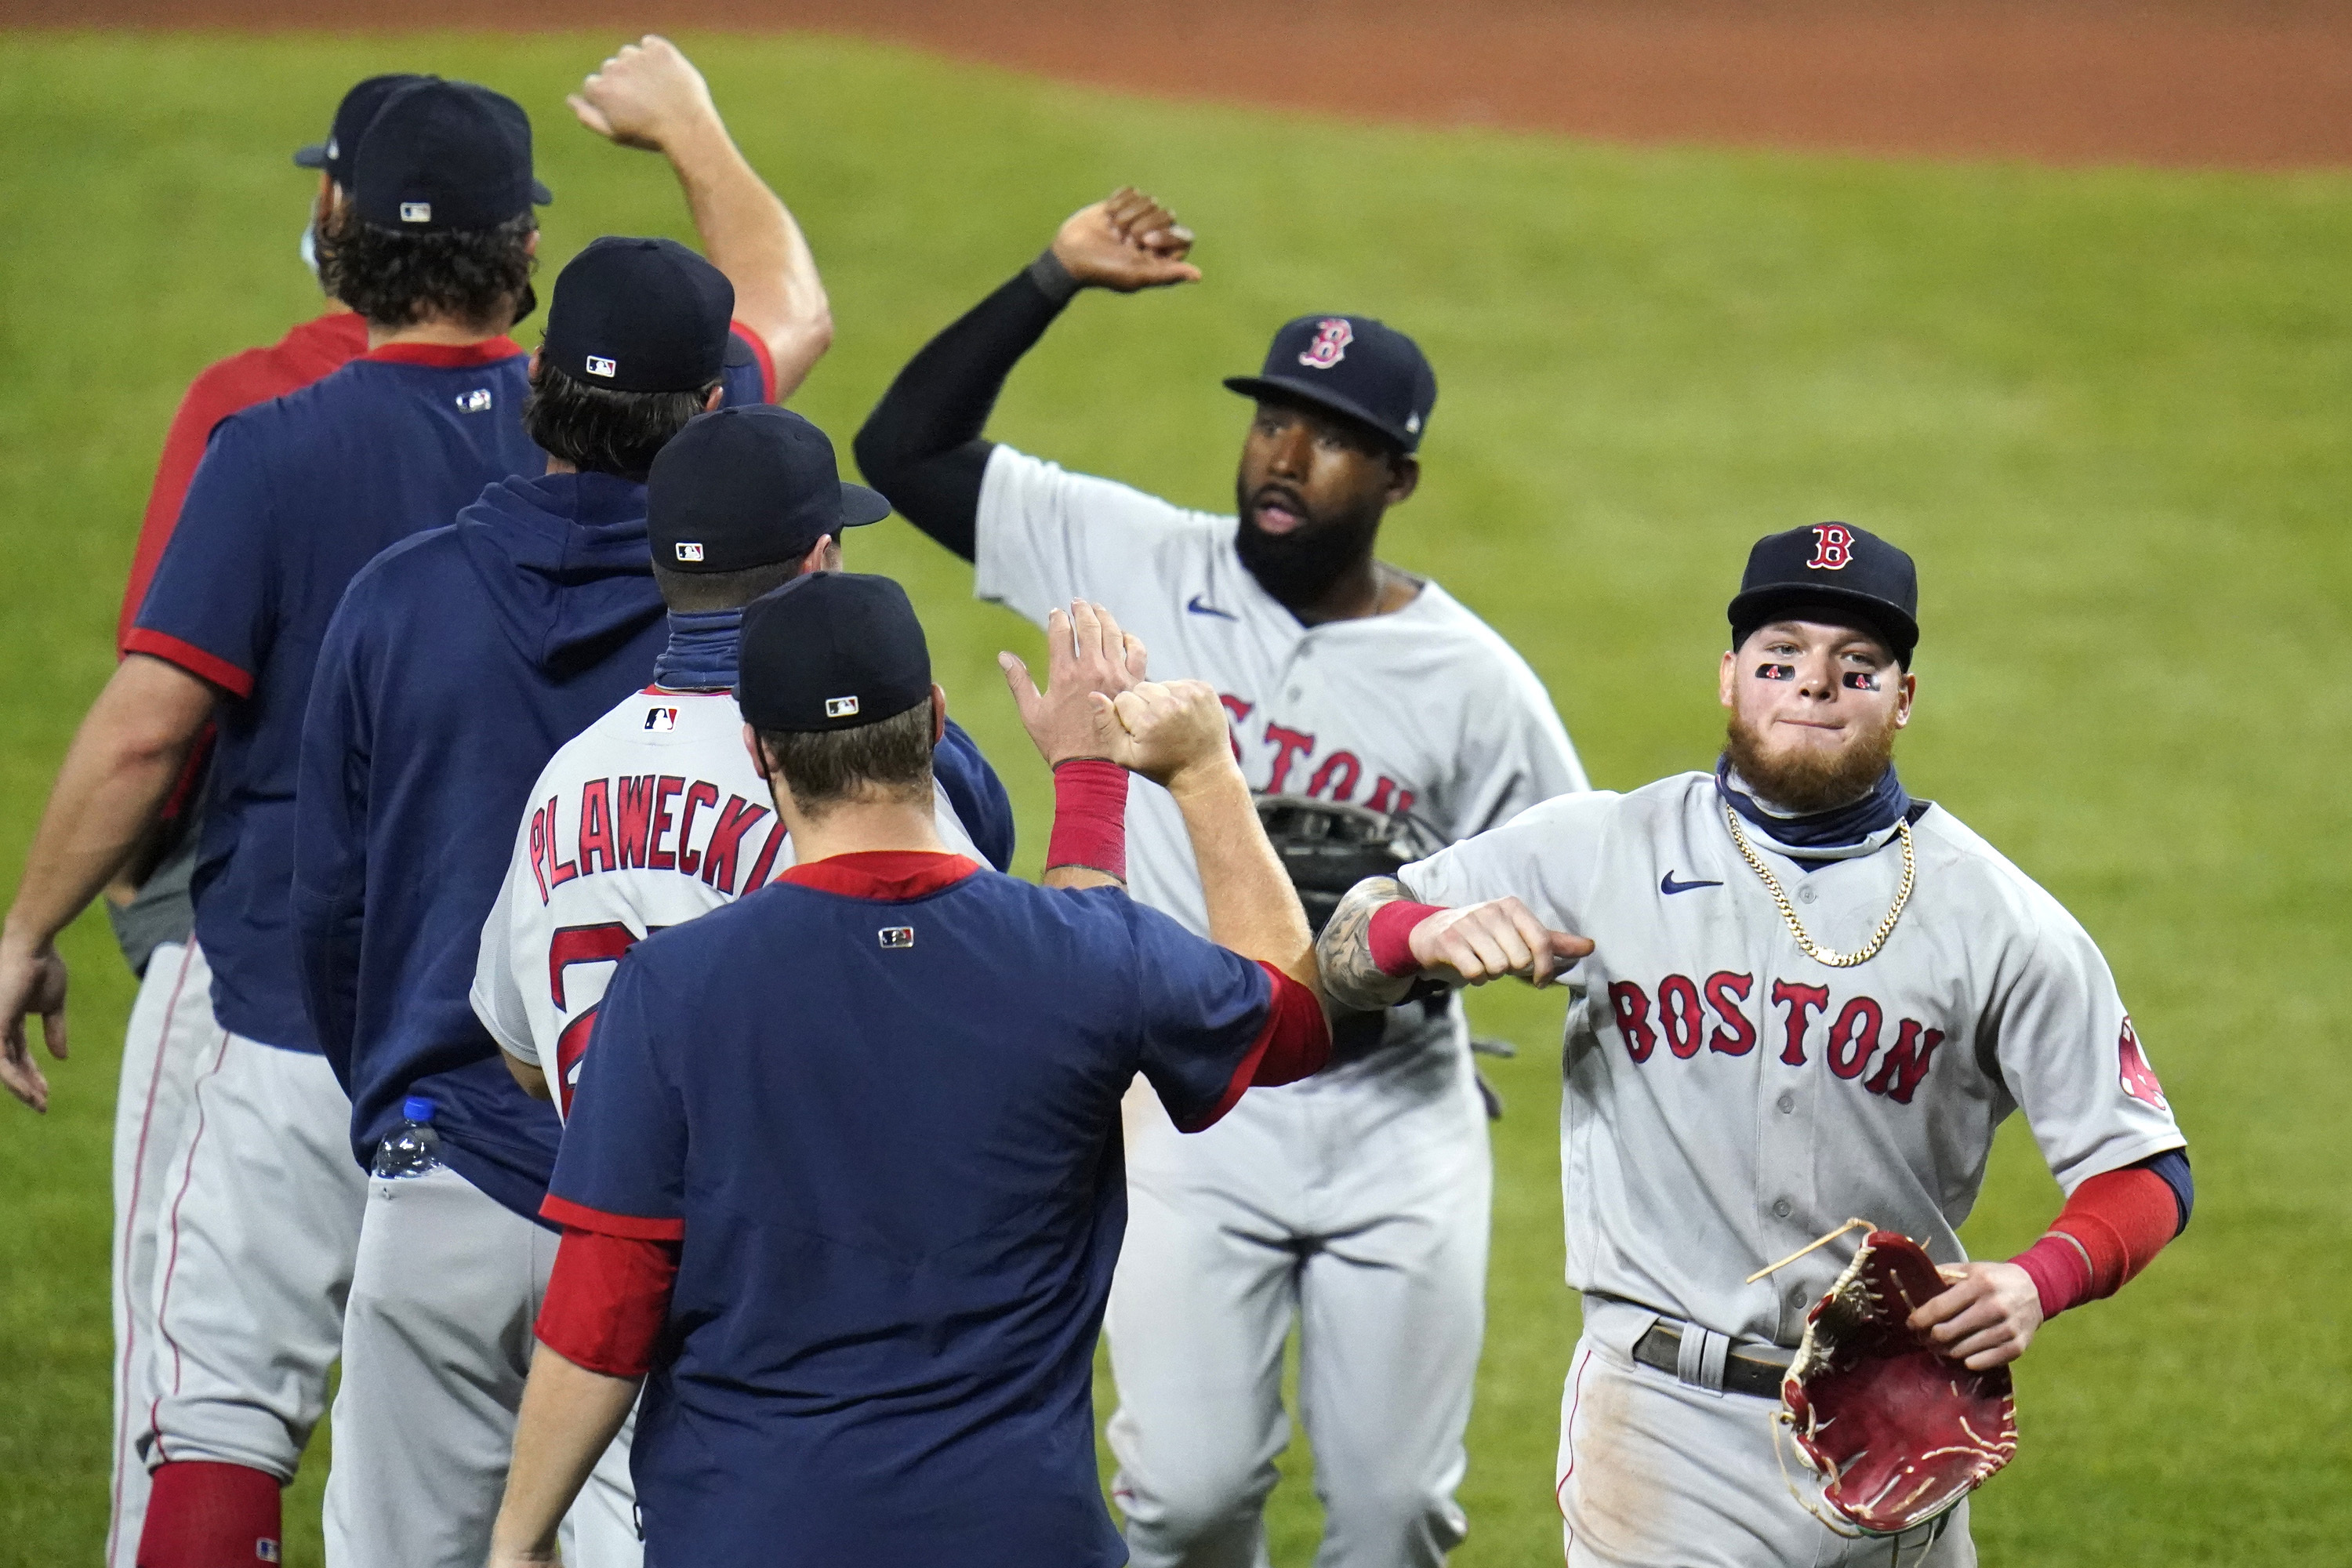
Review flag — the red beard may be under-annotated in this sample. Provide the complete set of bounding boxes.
[1724,706,1900,815]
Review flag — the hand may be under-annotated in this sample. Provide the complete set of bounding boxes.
[1050,187,1202,292]
[568,35,720,154]
[1105,681,1235,793]
[1406,898,1591,988]
[1000,601,1149,768]
[1908,1261,2045,1370]
[0,930,69,1112]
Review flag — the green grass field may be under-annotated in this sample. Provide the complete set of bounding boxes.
[3,29,2348,1565]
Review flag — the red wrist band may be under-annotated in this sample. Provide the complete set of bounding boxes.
[1369,900,1445,977]
[1048,758,1129,882]
[2011,1233,2095,1320]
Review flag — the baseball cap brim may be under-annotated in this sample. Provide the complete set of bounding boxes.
[1223,374,1414,450]
[1728,585,1918,659]
[840,481,891,528]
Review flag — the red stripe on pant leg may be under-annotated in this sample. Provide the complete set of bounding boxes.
[110,943,202,1563]
[1558,1345,1594,1565]
[147,1029,232,1465]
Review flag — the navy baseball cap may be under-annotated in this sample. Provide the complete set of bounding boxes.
[737,572,932,734]
[648,406,890,575]
[545,238,735,394]
[293,74,436,190]
[1225,315,1438,453]
[350,79,550,233]
[1729,523,1920,666]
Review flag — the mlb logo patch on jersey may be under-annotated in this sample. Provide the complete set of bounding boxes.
[675,542,704,562]
[878,925,914,949]
[644,706,678,731]
[399,201,432,223]
[586,355,618,379]
[826,695,860,718]
[456,388,493,413]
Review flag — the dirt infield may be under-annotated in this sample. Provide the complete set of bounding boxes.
[9,0,2349,169]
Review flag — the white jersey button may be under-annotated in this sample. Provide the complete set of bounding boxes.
[1775,1091,1796,1113]
[1772,1197,1794,1218]
[1796,882,1818,904]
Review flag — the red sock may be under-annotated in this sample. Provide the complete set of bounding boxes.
[139,1461,281,1567]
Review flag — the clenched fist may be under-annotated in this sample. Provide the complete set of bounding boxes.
[568,35,721,154]
[1051,187,1201,293]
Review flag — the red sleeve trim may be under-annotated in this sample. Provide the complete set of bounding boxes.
[1175,963,1330,1134]
[121,629,254,699]
[731,321,779,404]
[1369,899,1443,977]
[535,1227,679,1379]
[2009,1164,2180,1319]
[539,1192,686,1241]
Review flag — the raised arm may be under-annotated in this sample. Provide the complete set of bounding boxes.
[569,36,833,399]
[855,188,1199,561]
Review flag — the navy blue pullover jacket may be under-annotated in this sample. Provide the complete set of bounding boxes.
[293,470,1020,1222]
[295,470,673,1220]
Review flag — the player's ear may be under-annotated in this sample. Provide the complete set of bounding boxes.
[702,382,725,412]
[799,535,835,577]
[1385,454,1420,508]
[1894,670,1917,728]
[1719,647,1740,710]
[527,346,543,379]
[741,724,765,776]
[930,684,948,747]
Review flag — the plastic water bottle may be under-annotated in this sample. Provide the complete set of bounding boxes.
[372,1095,443,1179]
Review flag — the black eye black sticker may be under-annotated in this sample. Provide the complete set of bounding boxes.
[1842,671,1881,691]
[1757,663,1795,681]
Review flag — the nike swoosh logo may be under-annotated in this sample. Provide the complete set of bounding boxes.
[1186,594,1240,621]
[1661,872,1725,895]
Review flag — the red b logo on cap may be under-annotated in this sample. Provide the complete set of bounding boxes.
[1807,524,1857,570]
[1298,318,1353,370]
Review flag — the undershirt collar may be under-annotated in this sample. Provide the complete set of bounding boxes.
[1715,757,1911,866]
[776,851,982,901]
[651,609,741,692]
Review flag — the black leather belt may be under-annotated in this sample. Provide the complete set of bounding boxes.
[1632,1322,1793,1401]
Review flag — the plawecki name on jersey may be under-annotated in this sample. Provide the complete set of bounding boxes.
[473,688,980,1117]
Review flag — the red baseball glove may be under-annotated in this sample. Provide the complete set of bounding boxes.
[1778,1230,2019,1535]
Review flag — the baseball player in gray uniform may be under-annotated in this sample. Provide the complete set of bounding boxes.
[857,190,1587,1566]
[1316,523,2194,1566]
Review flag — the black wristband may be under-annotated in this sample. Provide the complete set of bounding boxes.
[1025,247,1081,307]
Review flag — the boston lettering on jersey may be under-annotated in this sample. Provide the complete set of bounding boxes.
[1219,694,1417,815]
[1603,974,1946,1106]
[526,771,783,904]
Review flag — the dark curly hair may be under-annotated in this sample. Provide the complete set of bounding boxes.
[523,360,718,482]
[315,206,536,333]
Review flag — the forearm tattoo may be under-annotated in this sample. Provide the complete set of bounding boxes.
[1316,876,1417,1013]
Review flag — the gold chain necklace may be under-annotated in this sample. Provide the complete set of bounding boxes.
[1722,804,1915,968]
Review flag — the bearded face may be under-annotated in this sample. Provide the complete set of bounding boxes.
[1718,617,1913,813]
[1231,397,1412,611]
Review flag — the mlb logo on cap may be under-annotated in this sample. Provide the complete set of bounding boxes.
[400,201,432,223]
[825,695,860,718]
[585,355,618,379]
[674,542,704,562]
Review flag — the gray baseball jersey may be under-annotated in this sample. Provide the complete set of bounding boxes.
[977,444,1587,966]
[1399,771,2187,1347]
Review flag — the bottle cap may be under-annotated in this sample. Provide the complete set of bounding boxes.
[402,1095,437,1123]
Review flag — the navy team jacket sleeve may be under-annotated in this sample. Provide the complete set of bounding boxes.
[125,414,277,695]
[543,953,689,1239]
[1120,899,1277,1131]
[936,718,1016,872]
[289,586,374,1088]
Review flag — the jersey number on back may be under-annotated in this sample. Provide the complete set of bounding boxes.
[546,921,663,1120]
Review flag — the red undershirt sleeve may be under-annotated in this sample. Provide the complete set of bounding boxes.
[2008,1164,2182,1320]
[535,1227,681,1379]
[1369,899,1445,977]
[1178,964,1330,1133]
